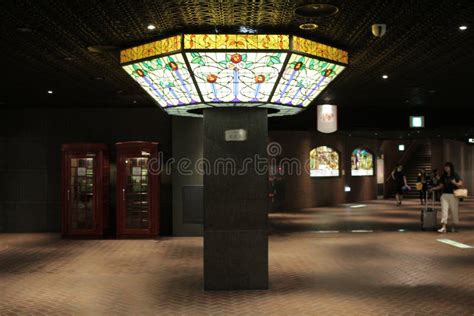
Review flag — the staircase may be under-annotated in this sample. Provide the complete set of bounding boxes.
[404,142,432,199]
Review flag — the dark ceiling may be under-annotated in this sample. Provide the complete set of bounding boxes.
[1,0,473,131]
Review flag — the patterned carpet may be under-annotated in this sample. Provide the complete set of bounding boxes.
[1,200,473,315]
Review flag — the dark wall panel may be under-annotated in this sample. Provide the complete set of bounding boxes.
[171,116,204,236]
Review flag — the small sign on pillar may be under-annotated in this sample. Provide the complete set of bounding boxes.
[225,129,247,142]
[317,104,337,133]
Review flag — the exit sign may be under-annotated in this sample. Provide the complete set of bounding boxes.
[410,116,425,128]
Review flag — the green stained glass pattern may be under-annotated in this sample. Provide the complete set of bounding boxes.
[122,53,200,107]
[272,54,345,107]
[186,52,287,103]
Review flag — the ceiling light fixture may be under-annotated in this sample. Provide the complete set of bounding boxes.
[382,74,388,79]
[47,90,53,94]
[299,23,318,30]
[459,25,468,31]
[120,33,348,117]
[147,24,156,30]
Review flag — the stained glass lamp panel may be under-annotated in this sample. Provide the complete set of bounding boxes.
[186,52,287,104]
[271,54,345,107]
[123,54,199,107]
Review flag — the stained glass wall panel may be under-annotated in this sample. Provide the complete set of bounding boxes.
[310,146,340,177]
[186,51,287,103]
[272,54,345,107]
[351,148,374,176]
[122,53,200,107]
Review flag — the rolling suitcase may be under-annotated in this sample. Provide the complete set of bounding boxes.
[421,191,437,231]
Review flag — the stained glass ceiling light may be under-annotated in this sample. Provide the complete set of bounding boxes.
[120,34,348,117]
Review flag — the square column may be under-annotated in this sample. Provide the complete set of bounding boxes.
[203,108,268,290]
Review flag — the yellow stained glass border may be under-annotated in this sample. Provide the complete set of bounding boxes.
[120,34,348,65]
[183,34,290,50]
[120,35,182,64]
[293,36,348,64]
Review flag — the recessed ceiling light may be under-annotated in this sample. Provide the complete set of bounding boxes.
[147,24,156,30]
[299,23,319,30]
[382,74,388,79]
[47,90,53,94]
[459,25,468,31]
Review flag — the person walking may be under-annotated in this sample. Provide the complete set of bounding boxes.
[416,169,428,205]
[391,164,409,206]
[429,162,464,233]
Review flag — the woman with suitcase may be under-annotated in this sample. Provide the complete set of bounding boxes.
[429,162,464,233]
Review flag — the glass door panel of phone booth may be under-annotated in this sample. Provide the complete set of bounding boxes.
[124,157,150,229]
[69,157,95,230]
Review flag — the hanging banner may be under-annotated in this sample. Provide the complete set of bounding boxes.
[317,104,337,133]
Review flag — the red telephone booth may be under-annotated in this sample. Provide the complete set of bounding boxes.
[61,143,109,238]
[116,141,160,238]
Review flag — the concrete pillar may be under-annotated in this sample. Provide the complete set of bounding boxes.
[203,108,268,290]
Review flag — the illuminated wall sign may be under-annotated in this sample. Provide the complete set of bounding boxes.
[120,34,348,117]
[317,104,338,133]
[309,146,340,177]
[351,148,374,176]
[398,144,405,151]
[410,116,425,128]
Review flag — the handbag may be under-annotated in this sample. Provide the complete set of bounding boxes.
[454,188,468,198]
[415,182,423,191]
